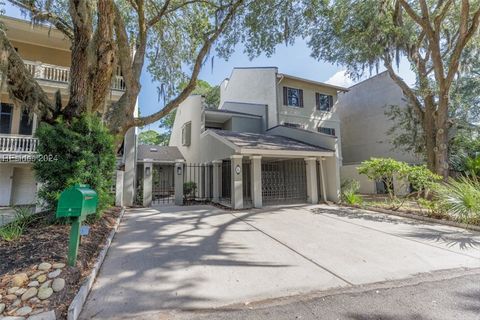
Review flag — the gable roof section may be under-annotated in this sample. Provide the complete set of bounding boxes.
[205,130,334,157]
[137,145,184,162]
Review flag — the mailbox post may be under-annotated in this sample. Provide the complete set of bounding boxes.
[56,184,98,266]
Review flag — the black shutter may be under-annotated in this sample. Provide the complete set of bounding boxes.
[329,95,334,111]
[299,89,304,107]
[283,87,288,105]
[315,92,320,110]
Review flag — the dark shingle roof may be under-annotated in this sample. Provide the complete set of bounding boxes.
[137,145,184,161]
[210,130,334,152]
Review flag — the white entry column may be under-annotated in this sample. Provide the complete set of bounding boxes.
[143,162,153,207]
[250,156,262,208]
[305,157,318,204]
[230,155,243,209]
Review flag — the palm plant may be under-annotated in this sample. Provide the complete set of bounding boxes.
[435,176,480,222]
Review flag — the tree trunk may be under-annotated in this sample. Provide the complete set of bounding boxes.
[435,94,450,179]
[423,99,436,172]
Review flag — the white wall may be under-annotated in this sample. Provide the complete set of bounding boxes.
[220,68,278,128]
[0,165,14,206]
[340,164,376,194]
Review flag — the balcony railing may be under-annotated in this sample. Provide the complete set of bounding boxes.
[24,60,126,91]
[0,135,38,153]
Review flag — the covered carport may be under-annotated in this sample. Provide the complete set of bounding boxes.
[204,129,339,209]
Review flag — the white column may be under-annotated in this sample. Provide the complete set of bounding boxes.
[212,160,221,202]
[230,155,243,209]
[174,160,185,205]
[250,156,262,208]
[305,157,318,204]
[115,170,124,207]
[324,156,341,202]
[319,158,328,202]
[143,162,153,207]
[123,127,137,206]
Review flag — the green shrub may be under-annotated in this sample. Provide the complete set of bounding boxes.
[0,207,36,241]
[183,181,197,200]
[403,165,442,196]
[341,179,363,205]
[434,176,480,222]
[358,158,408,198]
[34,115,116,217]
[465,155,480,177]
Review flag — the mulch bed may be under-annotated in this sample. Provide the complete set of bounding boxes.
[0,207,121,319]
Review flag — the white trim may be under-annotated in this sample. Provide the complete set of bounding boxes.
[230,154,243,159]
[240,148,334,157]
[277,73,349,92]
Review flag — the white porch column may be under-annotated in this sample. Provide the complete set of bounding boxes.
[115,170,124,207]
[143,162,153,207]
[174,160,185,205]
[318,158,328,202]
[324,156,341,202]
[123,127,137,206]
[212,160,222,202]
[230,155,243,209]
[305,157,318,204]
[250,156,262,208]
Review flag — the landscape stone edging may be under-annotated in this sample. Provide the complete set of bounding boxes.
[344,204,480,232]
[67,207,126,320]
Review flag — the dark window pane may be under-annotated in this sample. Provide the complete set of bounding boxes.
[318,94,333,111]
[19,110,33,135]
[317,127,335,136]
[287,88,301,107]
[0,103,13,134]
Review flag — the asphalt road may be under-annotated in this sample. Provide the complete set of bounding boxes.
[176,269,480,320]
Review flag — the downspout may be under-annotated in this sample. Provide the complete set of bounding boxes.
[275,74,284,128]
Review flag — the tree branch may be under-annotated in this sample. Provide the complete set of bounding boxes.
[7,0,74,40]
[134,0,245,126]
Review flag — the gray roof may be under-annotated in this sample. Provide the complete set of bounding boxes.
[137,145,184,161]
[205,108,262,118]
[211,130,334,153]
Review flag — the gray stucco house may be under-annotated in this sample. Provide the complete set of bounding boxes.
[141,67,348,209]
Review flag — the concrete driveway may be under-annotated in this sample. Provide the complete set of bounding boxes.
[80,204,480,319]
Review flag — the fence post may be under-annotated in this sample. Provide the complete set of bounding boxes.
[212,160,221,203]
[230,155,243,209]
[250,156,262,208]
[143,162,153,207]
[175,160,185,205]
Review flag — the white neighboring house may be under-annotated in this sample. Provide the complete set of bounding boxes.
[162,67,348,209]
[337,71,422,195]
[0,16,134,208]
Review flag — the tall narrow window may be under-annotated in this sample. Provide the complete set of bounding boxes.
[316,93,333,111]
[182,122,192,146]
[0,103,13,134]
[19,110,33,135]
[317,126,336,136]
[283,87,304,107]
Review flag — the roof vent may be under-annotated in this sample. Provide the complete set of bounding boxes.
[150,148,158,152]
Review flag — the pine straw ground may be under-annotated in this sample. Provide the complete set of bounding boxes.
[0,207,121,319]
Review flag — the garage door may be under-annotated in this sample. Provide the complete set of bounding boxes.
[11,166,37,205]
[261,159,307,205]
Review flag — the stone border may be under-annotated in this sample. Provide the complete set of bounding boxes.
[344,204,480,232]
[67,207,126,320]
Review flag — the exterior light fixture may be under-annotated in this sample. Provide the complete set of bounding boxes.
[235,164,241,175]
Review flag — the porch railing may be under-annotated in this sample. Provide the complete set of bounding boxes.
[24,60,126,91]
[0,135,38,153]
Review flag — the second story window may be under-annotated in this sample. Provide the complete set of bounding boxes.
[283,122,303,129]
[316,93,334,111]
[283,87,304,107]
[0,103,13,134]
[318,126,336,136]
[182,122,192,146]
[19,110,33,135]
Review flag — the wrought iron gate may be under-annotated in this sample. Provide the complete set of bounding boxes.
[242,161,252,208]
[152,164,175,205]
[183,163,213,202]
[261,159,307,205]
[220,160,231,205]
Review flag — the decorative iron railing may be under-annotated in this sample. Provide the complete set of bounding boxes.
[23,60,126,91]
[0,135,38,153]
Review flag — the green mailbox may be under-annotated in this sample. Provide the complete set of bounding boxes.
[56,184,98,218]
[56,184,98,267]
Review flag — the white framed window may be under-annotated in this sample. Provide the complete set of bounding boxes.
[283,87,304,107]
[181,122,192,146]
[316,93,333,111]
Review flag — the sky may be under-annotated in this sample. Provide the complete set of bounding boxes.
[3,4,416,133]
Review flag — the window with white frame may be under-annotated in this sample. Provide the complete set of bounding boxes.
[316,93,333,111]
[0,103,13,134]
[283,87,304,107]
[181,122,192,146]
[317,126,335,136]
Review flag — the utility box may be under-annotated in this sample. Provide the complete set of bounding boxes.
[56,184,98,218]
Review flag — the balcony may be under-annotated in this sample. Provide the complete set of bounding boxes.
[24,60,126,91]
[0,135,38,154]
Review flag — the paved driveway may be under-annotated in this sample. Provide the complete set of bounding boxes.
[80,204,480,319]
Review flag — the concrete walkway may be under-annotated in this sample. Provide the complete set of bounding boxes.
[79,204,480,319]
